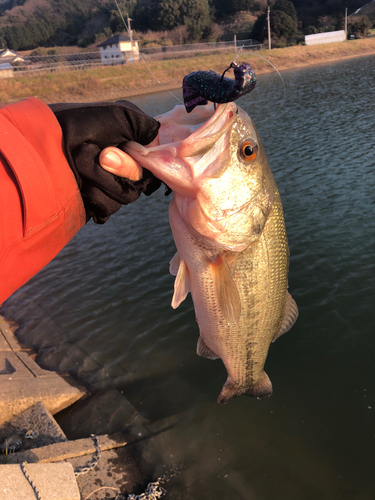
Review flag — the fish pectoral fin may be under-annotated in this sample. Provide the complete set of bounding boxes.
[210,254,241,326]
[273,291,299,342]
[169,251,180,276]
[171,259,190,309]
[197,336,219,360]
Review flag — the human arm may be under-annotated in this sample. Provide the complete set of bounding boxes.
[0,97,86,304]
[50,100,161,224]
[0,98,160,304]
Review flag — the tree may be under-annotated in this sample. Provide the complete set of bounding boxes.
[109,0,137,33]
[157,0,183,30]
[156,0,211,37]
[214,0,258,17]
[252,0,299,45]
[348,16,371,38]
[272,0,298,22]
[182,0,211,41]
[335,12,345,31]
[251,12,267,42]
[271,10,298,39]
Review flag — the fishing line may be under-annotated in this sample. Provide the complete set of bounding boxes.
[237,50,286,124]
[114,0,183,104]
[114,0,284,117]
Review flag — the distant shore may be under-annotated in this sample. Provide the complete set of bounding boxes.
[0,38,374,105]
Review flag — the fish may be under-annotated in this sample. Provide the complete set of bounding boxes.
[125,101,298,403]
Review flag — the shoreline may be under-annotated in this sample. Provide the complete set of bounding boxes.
[124,44,375,100]
[0,39,374,104]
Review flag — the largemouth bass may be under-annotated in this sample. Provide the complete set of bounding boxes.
[125,102,298,403]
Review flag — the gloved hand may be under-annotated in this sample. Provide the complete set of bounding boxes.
[50,100,161,224]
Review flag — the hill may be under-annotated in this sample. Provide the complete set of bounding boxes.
[351,0,375,21]
[0,0,373,51]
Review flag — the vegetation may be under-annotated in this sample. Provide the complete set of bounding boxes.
[0,37,374,105]
[0,0,374,51]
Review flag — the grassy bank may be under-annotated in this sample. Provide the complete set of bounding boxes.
[1,38,374,105]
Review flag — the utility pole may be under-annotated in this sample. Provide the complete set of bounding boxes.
[267,6,271,50]
[345,7,348,39]
[127,13,133,46]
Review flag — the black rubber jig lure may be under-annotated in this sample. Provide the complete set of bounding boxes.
[182,62,257,113]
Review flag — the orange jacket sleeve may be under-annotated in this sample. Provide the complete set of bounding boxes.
[0,97,86,304]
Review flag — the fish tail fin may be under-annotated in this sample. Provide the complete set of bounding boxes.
[217,372,273,404]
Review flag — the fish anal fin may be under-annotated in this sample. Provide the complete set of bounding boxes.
[217,372,273,404]
[197,336,219,360]
[169,251,180,276]
[171,259,190,309]
[273,291,299,342]
[210,254,241,326]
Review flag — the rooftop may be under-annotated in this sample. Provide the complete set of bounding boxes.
[97,34,132,47]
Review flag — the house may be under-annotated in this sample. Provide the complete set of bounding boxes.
[0,48,25,65]
[97,34,140,65]
[0,63,14,78]
[305,30,347,46]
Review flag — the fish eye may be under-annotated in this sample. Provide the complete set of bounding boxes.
[239,139,258,162]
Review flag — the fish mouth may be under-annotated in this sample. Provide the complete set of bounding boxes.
[124,102,238,196]
[156,102,236,155]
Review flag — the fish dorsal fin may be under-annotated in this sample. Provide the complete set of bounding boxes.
[273,291,299,342]
[171,259,190,309]
[210,254,241,326]
[169,252,180,276]
[197,336,219,360]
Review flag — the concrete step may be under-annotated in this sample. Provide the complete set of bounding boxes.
[0,402,67,454]
[0,463,80,500]
[0,316,86,426]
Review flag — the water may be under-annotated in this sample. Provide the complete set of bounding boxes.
[2,55,375,499]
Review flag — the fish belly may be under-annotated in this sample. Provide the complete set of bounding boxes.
[170,191,289,403]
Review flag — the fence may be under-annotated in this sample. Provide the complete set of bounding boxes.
[12,39,262,76]
[140,39,262,60]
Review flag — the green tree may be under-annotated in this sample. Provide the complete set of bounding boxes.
[156,0,211,37]
[271,10,298,39]
[335,12,345,31]
[109,0,137,33]
[251,12,267,42]
[182,0,211,40]
[348,16,371,38]
[272,0,298,22]
[214,0,257,17]
[157,0,183,30]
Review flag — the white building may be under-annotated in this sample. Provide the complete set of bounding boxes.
[97,34,140,65]
[0,48,25,64]
[0,63,14,78]
[305,30,347,46]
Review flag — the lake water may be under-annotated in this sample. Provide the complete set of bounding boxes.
[2,54,375,499]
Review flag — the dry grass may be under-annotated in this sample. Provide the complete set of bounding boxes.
[1,38,375,105]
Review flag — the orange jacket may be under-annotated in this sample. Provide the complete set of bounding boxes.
[0,98,86,304]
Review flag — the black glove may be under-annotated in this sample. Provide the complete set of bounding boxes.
[50,100,161,224]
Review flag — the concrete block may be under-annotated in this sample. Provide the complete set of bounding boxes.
[16,351,56,378]
[0,463,80,500]
[70,446,143,500]
[0,315,86,426]
[0,402,67,453]
[0,316,26,351]
[57,389,149,440]
[0,351,34,380]
[6,433,128,464]
[0,375,86,426]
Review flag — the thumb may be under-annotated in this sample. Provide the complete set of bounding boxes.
[99,147,143,181]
